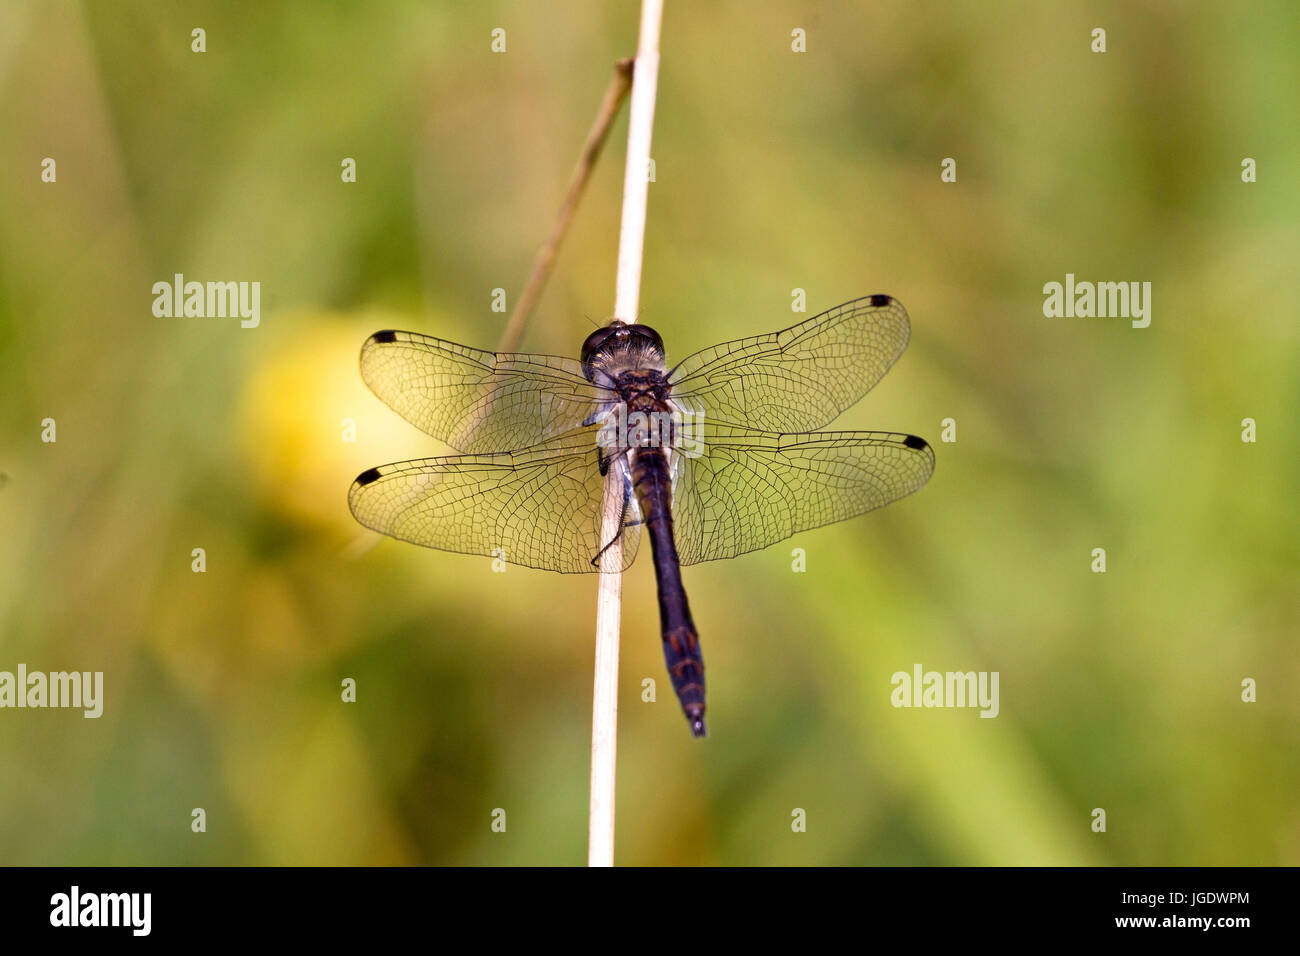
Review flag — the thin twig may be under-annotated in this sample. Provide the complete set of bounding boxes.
[497,59,635,354]
[444,60,632,453]
[589,0,664,869]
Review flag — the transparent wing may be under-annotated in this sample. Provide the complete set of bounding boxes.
[360,330,610,453]
[670,423,934,566]
[667,295,912,432]
[348,430,640,574]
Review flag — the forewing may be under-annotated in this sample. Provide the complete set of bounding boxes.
[667,296,911,432]
[349,431,639,573]
[671,423,934,565]
[360,330,608,453]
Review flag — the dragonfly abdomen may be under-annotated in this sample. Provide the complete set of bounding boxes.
[631,447,706,738]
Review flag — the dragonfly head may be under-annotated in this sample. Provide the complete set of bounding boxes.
[580,320,666,381]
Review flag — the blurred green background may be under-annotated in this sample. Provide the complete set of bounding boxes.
[1,0,1296,865]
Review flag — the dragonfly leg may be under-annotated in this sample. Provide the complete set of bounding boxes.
[589,464,638,566]
[597,445,614,476]
[590,518,644,566]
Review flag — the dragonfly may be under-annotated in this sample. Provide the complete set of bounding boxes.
[349,295,934,738]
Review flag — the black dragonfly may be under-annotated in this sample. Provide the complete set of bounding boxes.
[349,295,934,737]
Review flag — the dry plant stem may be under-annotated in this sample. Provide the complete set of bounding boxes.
[589,470,625,867]
[496,59,635,354]
[589,0,664,869]
[449,64,631,453]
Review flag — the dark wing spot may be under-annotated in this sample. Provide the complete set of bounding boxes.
[902,434,929,451]
[870,293,892,307]
[370,330,398,344]
[355,467,383,486]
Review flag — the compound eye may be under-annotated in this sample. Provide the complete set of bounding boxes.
[580,328,612,364]
[582,322,631,364]
[631,324,664,354]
